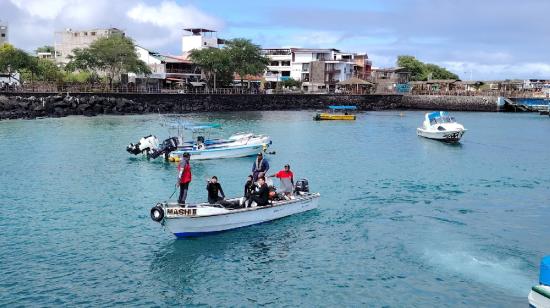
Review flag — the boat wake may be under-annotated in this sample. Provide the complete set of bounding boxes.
[423,247,534,296]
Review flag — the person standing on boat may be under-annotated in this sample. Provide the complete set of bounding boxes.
[206,176,226,204]
[177,152,191,205]
[248,176,269,207]
[270,164,294,196]
[252,152,269,182]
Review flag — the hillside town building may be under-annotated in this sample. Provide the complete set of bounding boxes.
[54,28,125,64]
[262,48,372,92]
[0,21,8,45]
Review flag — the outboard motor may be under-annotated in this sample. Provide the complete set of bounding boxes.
[148,137,179,159]
[126,135,159,155]
[294,179,309,194]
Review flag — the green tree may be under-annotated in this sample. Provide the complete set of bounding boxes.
[66,35,150,87]
[280,78,301,89]
[35,45,55,54]
[189,47,233,89]
[63,71,94,83]
[397,55,427,81]
[22,57,63,83]
[397,55,458,81]
[225,38,269,88]
[424,63,459,80]
[0,44,32,79]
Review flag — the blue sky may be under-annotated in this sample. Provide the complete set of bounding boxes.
[2,0,549,80]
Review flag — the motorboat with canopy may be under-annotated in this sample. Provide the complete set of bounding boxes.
[126,120,271,160]
[313,105,357,120]
[416,111,467,143]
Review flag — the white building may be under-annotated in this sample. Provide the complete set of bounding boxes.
[54,28,125,65]
[262,48,363,92]
[181,28,224,55]
[0,21,7,45]
[135,45,201,87]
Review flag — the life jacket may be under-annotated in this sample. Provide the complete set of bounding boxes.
[179,161,192,184]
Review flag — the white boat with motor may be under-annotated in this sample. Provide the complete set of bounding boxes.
[529,256,550,307]
[126,123,271,160]
[417,111,467,143]
[150,179,319,237]
[168,133,270,161]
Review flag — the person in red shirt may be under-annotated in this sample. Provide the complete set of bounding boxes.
[177,152,192,205]
[269,164,294,196]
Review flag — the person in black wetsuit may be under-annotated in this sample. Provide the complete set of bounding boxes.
[244,175,255,198]
[248,176,269,207]
[206,176,226,204]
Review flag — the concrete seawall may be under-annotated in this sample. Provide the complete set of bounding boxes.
[0,93,499,120]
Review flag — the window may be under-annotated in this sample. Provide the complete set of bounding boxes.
[1,33,4,38]
[270,61,279,66]
[281,61,290,66]
[91,32,96,36]
[281,71,290,77]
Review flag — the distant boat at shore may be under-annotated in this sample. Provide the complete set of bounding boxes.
[314,105,357,121]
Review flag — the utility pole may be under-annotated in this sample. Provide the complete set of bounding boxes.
[214,72,217,92]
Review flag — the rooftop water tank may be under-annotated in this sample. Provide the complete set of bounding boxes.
[540,256,550,286]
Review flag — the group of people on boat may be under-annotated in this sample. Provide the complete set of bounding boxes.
[175,152,294,207]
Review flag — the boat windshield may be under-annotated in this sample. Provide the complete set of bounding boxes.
[429,116,456,125]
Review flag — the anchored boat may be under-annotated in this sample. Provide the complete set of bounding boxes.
[529,256,550,308]
[127,123,271,160]
[417,111,467,143]
[168,132,271,161]
[314,105,357,120]
[150,180,319,237]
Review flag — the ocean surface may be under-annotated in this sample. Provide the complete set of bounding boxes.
[0,111,549,307]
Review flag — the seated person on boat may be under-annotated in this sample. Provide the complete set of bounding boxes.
[206,176,226,204]
[244,175,255,199]
[193,136,206,150]
[247,176,269,207]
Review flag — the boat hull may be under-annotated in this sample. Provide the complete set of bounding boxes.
[170,143,266,160]
[417,128,466,143]
[161,193,320,237]
[314,113,356,120]
[529,285,550,308]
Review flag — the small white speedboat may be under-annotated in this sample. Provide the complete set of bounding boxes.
[127,121,272,161]
[417,111,467,143]
[169,133,271,161]
[529,256,550,307]
[150,181,319,237]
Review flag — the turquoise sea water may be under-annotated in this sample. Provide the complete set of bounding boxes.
[1,111,549,306]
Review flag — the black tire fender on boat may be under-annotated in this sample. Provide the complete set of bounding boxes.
[150,204,164,222]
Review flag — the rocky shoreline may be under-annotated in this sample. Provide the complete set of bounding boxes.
[0,93,500,120]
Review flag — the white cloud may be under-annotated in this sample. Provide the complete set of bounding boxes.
[441,61,550,80]
[126,1,223,53]
[9,0,69,20]
[2,0,222,55]
[127,1,222,29]
[288,31,344,47]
